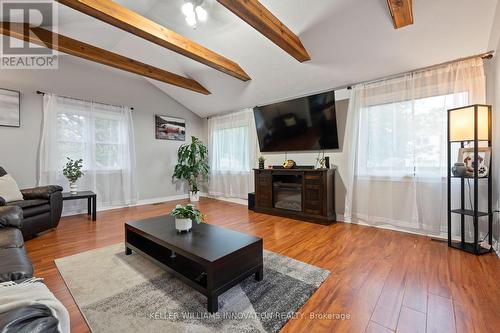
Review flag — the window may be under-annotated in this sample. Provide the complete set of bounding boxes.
[56,100,127,171]
[358,92,468,177]
[212,125,250,172]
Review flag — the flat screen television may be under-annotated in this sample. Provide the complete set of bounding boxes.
[253,90,338,152]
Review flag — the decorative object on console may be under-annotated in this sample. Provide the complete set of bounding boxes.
[170,204,205,232]
[0,88,20,127]
[458,147,491,177]
[447,104,492,255]
[62,157,84,194]
[155,115,186,141]
[282,159,296,169]
[172,136,209,202]
[258,156,265,169]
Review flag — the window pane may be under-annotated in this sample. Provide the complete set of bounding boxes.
[95,118,120,143]
[58,142,86,169]
[96,144,121,170]
[58,113,85,142]
[213,126,249,172]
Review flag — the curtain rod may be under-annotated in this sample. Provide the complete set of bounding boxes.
[35,90,134,110]
[343,50,494,90]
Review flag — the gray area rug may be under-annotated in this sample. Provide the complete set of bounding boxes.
[55,243,329,333]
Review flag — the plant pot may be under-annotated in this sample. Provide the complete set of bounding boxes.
[69,182,78,194]
[258,161,265,169]
[175,218,192,232]
[189,191,199,202]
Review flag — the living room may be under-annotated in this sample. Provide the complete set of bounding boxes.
[0,0,499,332]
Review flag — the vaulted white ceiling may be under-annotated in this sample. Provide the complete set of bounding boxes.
[30,0,500,116]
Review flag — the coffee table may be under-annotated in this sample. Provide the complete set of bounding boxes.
[125,215,263,313]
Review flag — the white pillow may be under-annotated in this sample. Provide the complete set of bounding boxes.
[0,174,24,203]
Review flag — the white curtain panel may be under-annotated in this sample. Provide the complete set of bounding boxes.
[208,108,258,199]
[39,94,138,215]
[344,58,486,237]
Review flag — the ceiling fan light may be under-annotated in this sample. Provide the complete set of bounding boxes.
[181,2,194,17]
[195,6,208,21]
[185,14,197,26]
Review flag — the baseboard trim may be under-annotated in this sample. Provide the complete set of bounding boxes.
[62,192,209,217]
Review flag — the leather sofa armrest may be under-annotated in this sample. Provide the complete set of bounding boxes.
[21,185,63,200]
[0,206,23,229]
[0,196,5,206]
[0,304,59,333]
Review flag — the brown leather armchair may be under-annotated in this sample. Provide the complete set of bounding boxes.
[0,167,63,239]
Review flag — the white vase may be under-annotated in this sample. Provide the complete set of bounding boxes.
[189,191,199,202]
[69,182,78,194]
[175,218,192,232]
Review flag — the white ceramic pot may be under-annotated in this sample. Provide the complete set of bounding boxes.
[189,191,199,202]
[175,218,192,232]
[69,182,78,194]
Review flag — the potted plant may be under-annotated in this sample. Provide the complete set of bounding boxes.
[170,204,206,232]
[63,157,84,194]
[258,156,265,169]
[172,136,209,202]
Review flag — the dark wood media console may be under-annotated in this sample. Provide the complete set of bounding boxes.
[253,168,336,224]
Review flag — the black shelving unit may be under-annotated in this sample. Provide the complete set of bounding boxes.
[447,105,493,255]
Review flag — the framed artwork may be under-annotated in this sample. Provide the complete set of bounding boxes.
[458,147,491,177]
[155,115,186,141]
[0,88,20,127]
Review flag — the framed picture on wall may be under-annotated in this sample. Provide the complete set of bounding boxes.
[155,115,186,141]
[457,147,491,177]
[0,88,20,127]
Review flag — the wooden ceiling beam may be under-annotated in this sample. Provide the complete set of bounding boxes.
[0,22,210,95]
[56,0,251,81]
[216,0,310,62]
[387,0,413,29]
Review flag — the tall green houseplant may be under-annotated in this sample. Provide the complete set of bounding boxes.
[173,136,209,201]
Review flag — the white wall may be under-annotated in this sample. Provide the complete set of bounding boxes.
[260,98,349,217]
[0,56,207,203]
[486,2,500,254]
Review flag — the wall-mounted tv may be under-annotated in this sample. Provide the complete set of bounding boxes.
[253,90,338,152]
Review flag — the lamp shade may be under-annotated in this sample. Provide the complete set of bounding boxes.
[449,105,490,141]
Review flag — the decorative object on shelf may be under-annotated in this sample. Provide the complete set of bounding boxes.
[0,88,20,127]
[314,150,327,169]
[282,159,296,169]
[316,157,326,169]
[172,136,209,202]
[258,156,265,170]
[170,204,206,232]
[451,162,468,177]
[155,115,186,141]
[447,104,492,255]
[62,157,84,194]
[458,147,491,177]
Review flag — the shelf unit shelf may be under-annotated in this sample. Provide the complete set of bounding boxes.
[450,209,490,217]
[447,104,493,255]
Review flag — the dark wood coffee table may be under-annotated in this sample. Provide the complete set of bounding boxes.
[125,215,263,313]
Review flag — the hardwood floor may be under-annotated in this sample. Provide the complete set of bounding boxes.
[25,198,500,333]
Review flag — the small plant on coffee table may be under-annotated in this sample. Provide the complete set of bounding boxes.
[170,204,206,223]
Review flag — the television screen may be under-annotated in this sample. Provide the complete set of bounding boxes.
[253,90,338,152]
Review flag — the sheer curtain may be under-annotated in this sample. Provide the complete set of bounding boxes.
[208,108,258,199]
[344,58,486,236]
[39,94,137,214]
